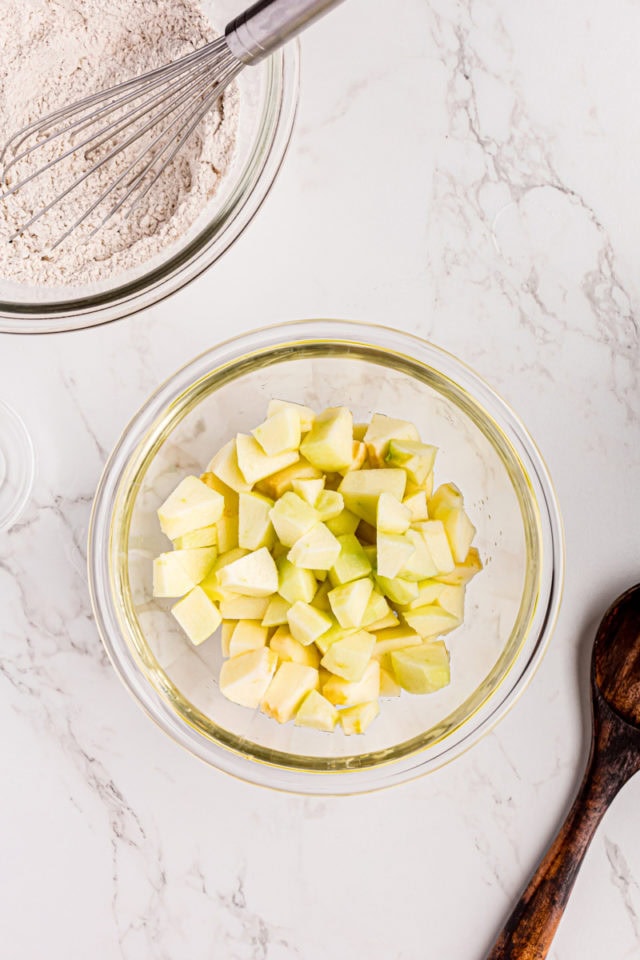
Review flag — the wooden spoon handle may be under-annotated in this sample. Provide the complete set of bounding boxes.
[486,696,639,960]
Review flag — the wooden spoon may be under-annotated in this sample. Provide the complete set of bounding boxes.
[486,582,640,960]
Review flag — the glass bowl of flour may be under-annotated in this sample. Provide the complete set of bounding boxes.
[0,0,299,334]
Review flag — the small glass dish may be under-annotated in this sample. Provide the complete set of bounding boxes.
[0,1,299,335]
[88,320,564,794]
[0,399,35,530]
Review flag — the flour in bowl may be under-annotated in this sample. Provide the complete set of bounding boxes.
[0,0,239,287]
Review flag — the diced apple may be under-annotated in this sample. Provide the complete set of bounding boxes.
[201,475,241,547]
[379,666,401,697]
[310,579,332,611]
[323,659,380,707]
[339,440,367,475]
[328,577,373,629]
[412,520,455,574]
[236,433,299,486]
[365,612,399,632]
[153,548,217,597]
[261,662,319,723]
[361,590,391,626]
[402,604,460,638]
[339,700,380,734]
[406,579,444,609]
[217,547,278,597]
[439,506,477,563]
[256,459,323,499]
[208,439,252,493]
[171,587,222,645]
[391,641,450,694]
[269,492,319,547]
[295,690,339,731]
[286,600,333,645]
[377,532,415,579]
[313,622,355,656]
[267,399,315,432]
[219,648,278,708]
[200,576,240,605]
[200,472,239,510]
[315,490,344,521]
[372,625,422,657]
[287,523,341,570]
[252,407,301,456]
[238,492,275,551]
[436,584,466,619]
[320,629,375,682]
[217,514,239,552]
[291,477,325,506]
[158,476,224,540]
[219,595,270,620]
[377,492,411,534]
[221,620,235,657]
[364,413,419,466]
[314,568,328,582]
[374,575,419,606]
[329,533,372,586]
[428,482,464,518]
[325,509,360,536]
[269,626,320,668]
[300,406,354,472]
[174,525,218,550]
[353,423,367,441]
[211,547,249,573]
[261,595,291,627]
[403,485,429,522]
[339,469,407,525]
[229,619,269,657]
[386,439,437,486]
[435,547,483,585]
[398,529,438,581]
[276,557,317,604]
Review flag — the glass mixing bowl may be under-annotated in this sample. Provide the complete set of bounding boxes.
[88,321,564,794]
[0,1,299,335]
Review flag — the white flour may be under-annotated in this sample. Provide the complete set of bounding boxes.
[0,0,239,288]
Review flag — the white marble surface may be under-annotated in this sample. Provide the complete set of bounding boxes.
[1,0,639,956]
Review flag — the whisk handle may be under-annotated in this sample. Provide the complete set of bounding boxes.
[225,0,345,64]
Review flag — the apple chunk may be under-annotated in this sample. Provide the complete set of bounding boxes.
[236,433,299,486]
[269,492,319,547]
[339,469,407,525]
[364,413,419,466]
[252,407,301,456]
[261,662,319,723]
[219,648,278,708]
[286,600,333,645]
[300,406,354,472]
[158,476,224,540]
[328,577,373,629]
[171,587,221,645]
[391,641,450,694]
[153,548,217,597]
[217,547,278,597]
[339,700,380,735]
[320,629,375,682]
[323,659,380,707]
[295,690,339,731]
[287,522,341,570]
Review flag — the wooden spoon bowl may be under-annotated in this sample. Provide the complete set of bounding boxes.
[486,583,640,959]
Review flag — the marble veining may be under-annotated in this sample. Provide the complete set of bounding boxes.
[1,0,639,957]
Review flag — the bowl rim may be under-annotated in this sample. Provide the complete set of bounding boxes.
[88,319,565,794]
[0,46,300,335]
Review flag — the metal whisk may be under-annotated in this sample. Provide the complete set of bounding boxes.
[0,0,345,249]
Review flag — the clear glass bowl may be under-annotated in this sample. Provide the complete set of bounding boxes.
[0,3,299,335]
[88,320,564,794]
[0,399,35,530]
